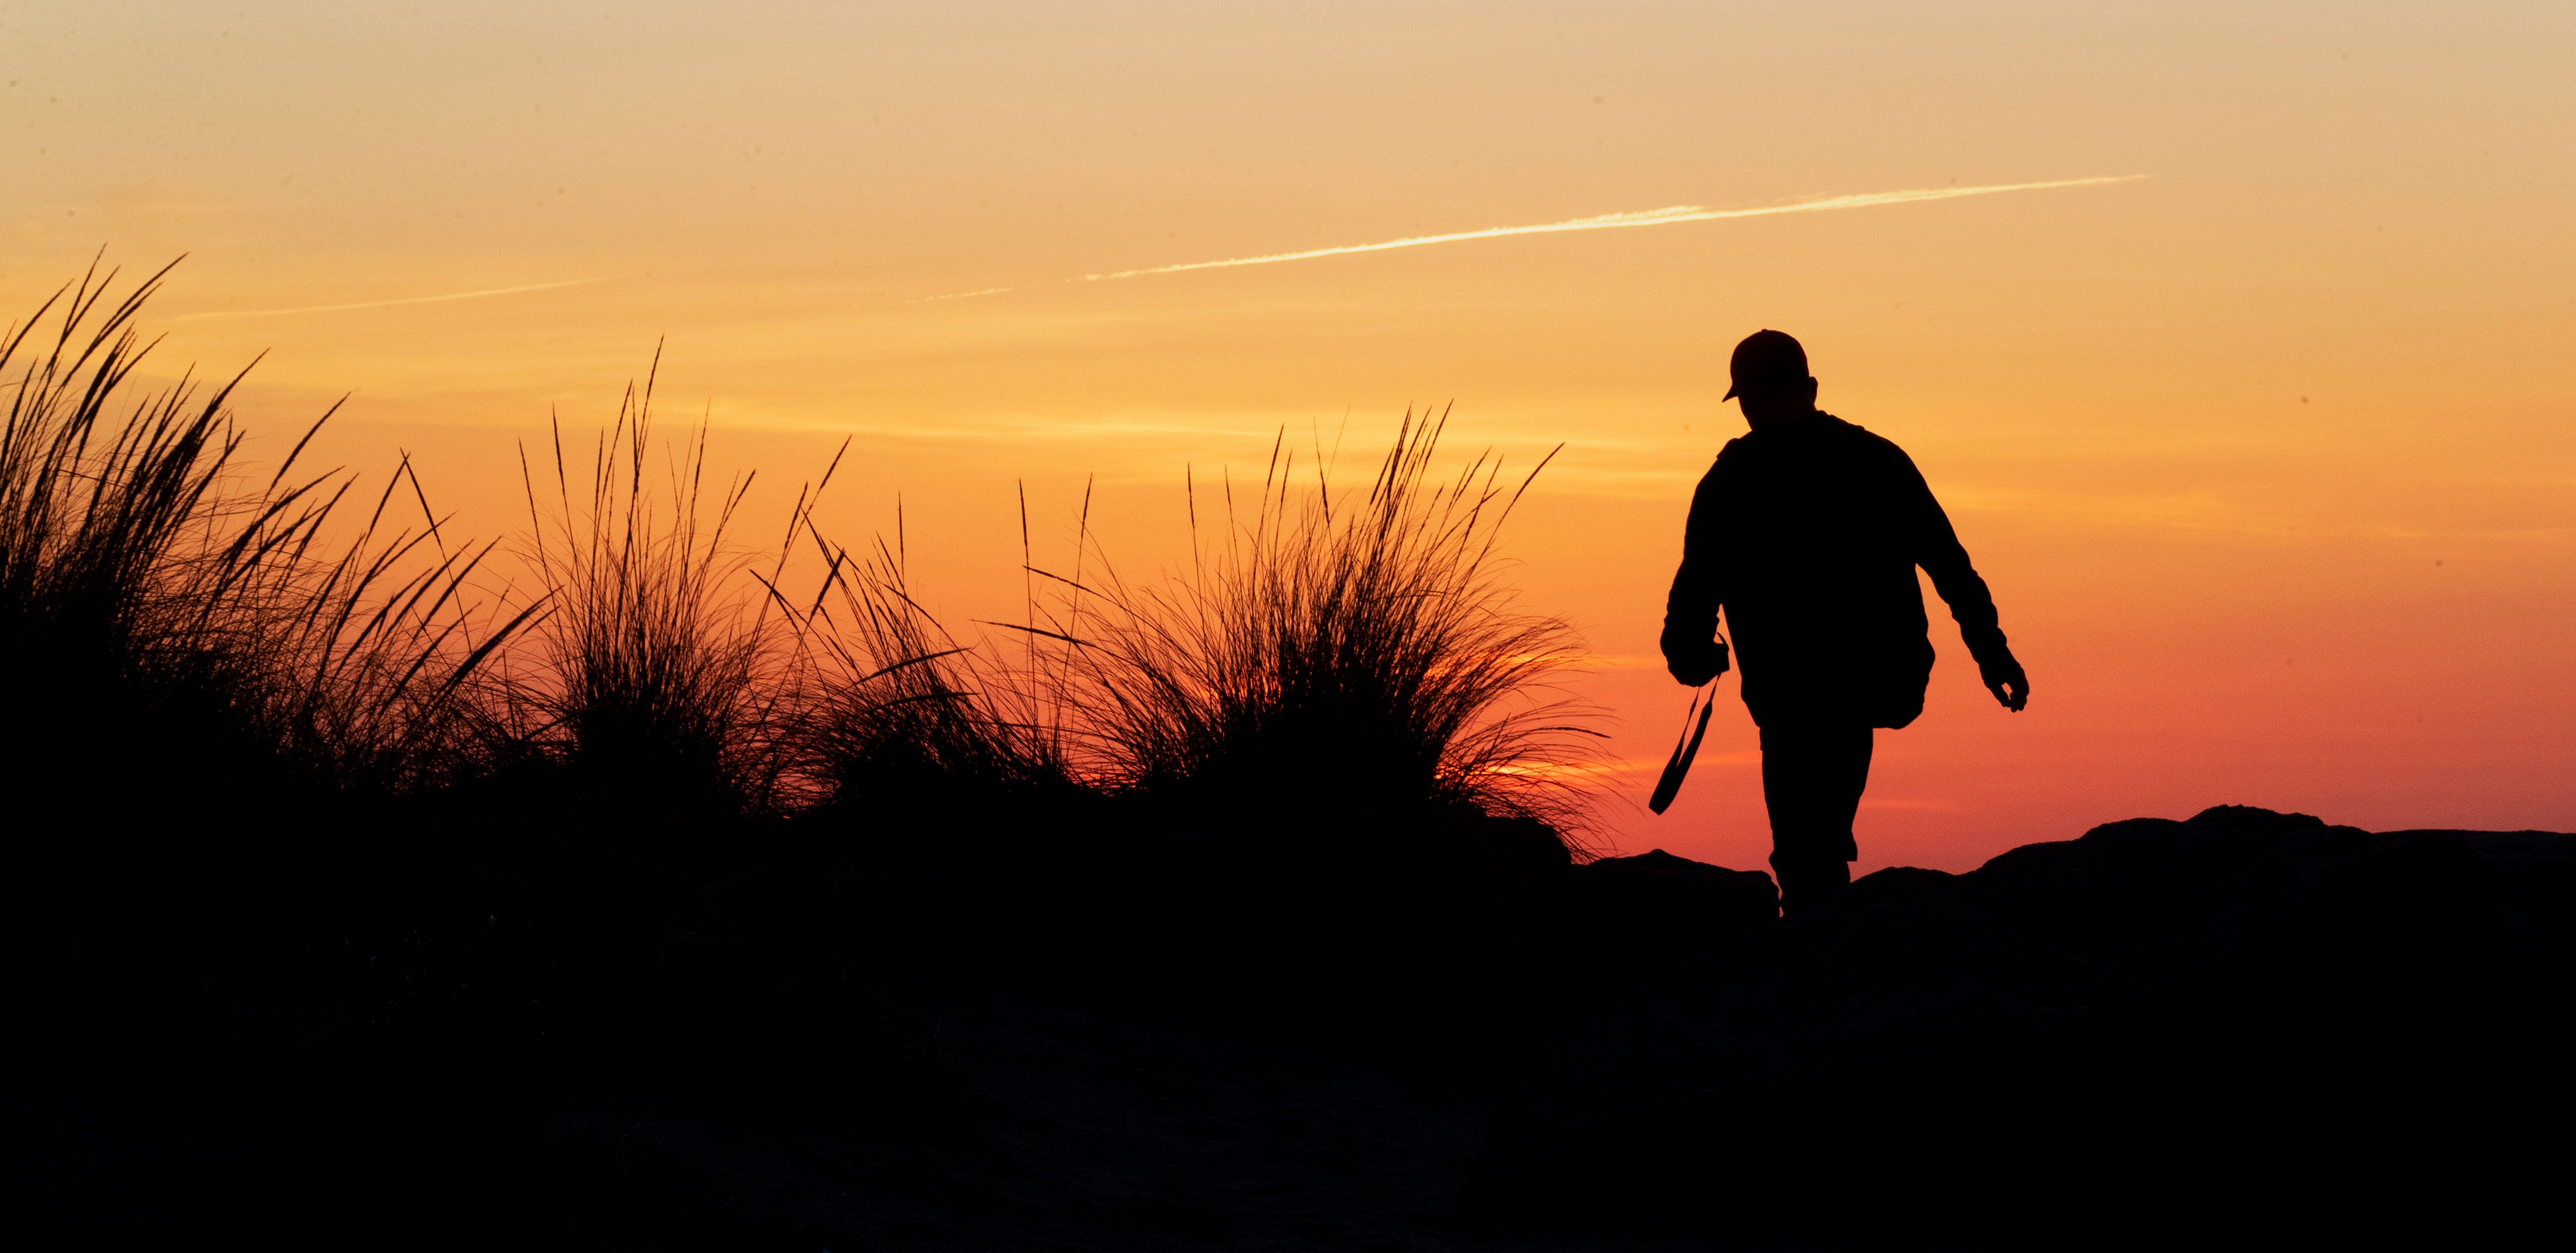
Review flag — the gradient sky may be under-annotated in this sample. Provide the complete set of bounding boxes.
[9,1,2572,870]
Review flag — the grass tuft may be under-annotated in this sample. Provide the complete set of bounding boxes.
[1035,408,1600,839]
[514,353,790,814]
[786,520,1083,831]
[0,258,528,802]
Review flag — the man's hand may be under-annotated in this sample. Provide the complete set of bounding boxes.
[1664,636,1730,687]
[1980,653,2029,712]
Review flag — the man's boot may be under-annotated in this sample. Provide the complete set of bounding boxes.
[1770,854,1851,915]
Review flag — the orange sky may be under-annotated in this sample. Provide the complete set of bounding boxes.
[9,2,2572,869]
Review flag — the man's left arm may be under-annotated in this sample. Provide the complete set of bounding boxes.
[1895,449,2028,711]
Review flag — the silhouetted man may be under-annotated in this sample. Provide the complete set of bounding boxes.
[1662,330,2028,911]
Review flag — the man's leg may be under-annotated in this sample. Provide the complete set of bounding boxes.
[1759,722,1875,912]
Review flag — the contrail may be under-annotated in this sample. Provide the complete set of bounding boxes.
[175,276,615,321]
[1080,175,2144,283]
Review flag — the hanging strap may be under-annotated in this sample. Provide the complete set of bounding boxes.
[1648,680,1719,815]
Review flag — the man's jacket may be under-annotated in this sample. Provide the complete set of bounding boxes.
[1662,412,2009,729]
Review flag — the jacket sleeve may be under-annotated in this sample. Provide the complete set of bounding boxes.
[1661,458,1729,665]
[1895,447,2011,667]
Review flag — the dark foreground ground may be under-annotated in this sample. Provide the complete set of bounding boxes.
[524,989,1926,1252]
[7,806,2569,1249]
[0,982,1950,1251]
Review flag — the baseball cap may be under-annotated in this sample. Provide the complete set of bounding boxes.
[1723,329,1809,400]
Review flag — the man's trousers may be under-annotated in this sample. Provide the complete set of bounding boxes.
[1758,722,1875,909]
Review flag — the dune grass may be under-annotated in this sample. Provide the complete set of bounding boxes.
[785,520,1082,830]
[1,260,1597,840]
[1027,408,1598,837]
[512,357,804,814]
[0,259,532,803]
[770,410,1598,852]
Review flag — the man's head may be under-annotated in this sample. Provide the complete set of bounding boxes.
[1724,329,1818,426]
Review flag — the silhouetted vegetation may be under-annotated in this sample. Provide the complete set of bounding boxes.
[0,260,527,806]
[513,363,800,815]
[0,263,1592,829]
[778,412,1600,845]
[2,266,1609,1240]
[1036,413,1597,832]
[788,526,1085,832]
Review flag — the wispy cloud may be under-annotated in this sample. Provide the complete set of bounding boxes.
[908,176,2142,303]
[1083,176,2144,282]
[175,276,615,321]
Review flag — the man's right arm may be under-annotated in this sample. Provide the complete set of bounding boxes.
[1661,458,1731,686]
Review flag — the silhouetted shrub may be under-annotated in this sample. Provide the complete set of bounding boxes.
[513,361,793,815]
[0,260,528,805]
[1044,410,1599,835]
[787,525,1083,830]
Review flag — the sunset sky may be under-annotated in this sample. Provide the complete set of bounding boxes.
[9,1,2571,870]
